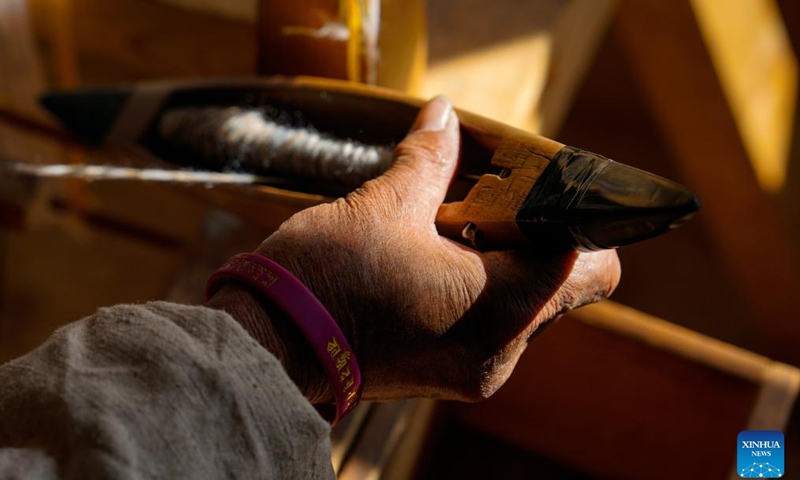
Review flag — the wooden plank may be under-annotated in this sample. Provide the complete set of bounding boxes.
[337,400,418,480]
[571,302,789,383]
[613,0,800,364]
[337,399,435,480]
[28,0,256,82]
[446,301,799,480]
[380,399,436,480]
[0,209,187,362]
[331,403,373,474]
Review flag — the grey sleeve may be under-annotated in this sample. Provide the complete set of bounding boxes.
[0,301,335,480]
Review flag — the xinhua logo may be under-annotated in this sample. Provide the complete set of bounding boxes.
[737,430,784,478]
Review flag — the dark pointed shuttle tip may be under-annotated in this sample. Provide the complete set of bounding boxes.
[570,161,701,250]
[40,87,133,146]
[666,192,700,229]
[515,148,704,251]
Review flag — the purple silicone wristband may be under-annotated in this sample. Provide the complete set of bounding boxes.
[205,252,361,425]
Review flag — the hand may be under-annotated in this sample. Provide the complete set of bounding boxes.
[247,96,621,402]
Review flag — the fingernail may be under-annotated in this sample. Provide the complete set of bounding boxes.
[413,95,452,132]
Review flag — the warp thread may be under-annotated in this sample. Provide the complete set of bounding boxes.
[0,162,273,185]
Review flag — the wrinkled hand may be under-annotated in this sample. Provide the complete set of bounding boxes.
[246,97,621,402]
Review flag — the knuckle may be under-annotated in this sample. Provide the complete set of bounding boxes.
[454,354,514,402]
[461,390,491,403]
[555,250,622,313]
[458,378,494,403]
[553,282,599,317]
[462,372,504,402]
[340,190,365,211]
[274,199,360,241]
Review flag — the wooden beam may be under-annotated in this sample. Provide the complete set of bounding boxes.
[446,301,799,479]
[256,0,352,80]
[256,0,422,90]
[422,0,617,135]
[0,0,69,228]
[337,399,436,480]
[537,0,620,137]
[773,0,800,269]
[690,0,797,192]
[614,0,800,364]
[0,0,47,119]
[421,33,552,131]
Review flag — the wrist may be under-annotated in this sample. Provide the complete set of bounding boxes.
[207,283,333,404]
[255,241,358,353]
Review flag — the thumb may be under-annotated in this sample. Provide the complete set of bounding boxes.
[360,96,460,222]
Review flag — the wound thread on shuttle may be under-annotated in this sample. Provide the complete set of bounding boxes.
[158,106,394,188]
